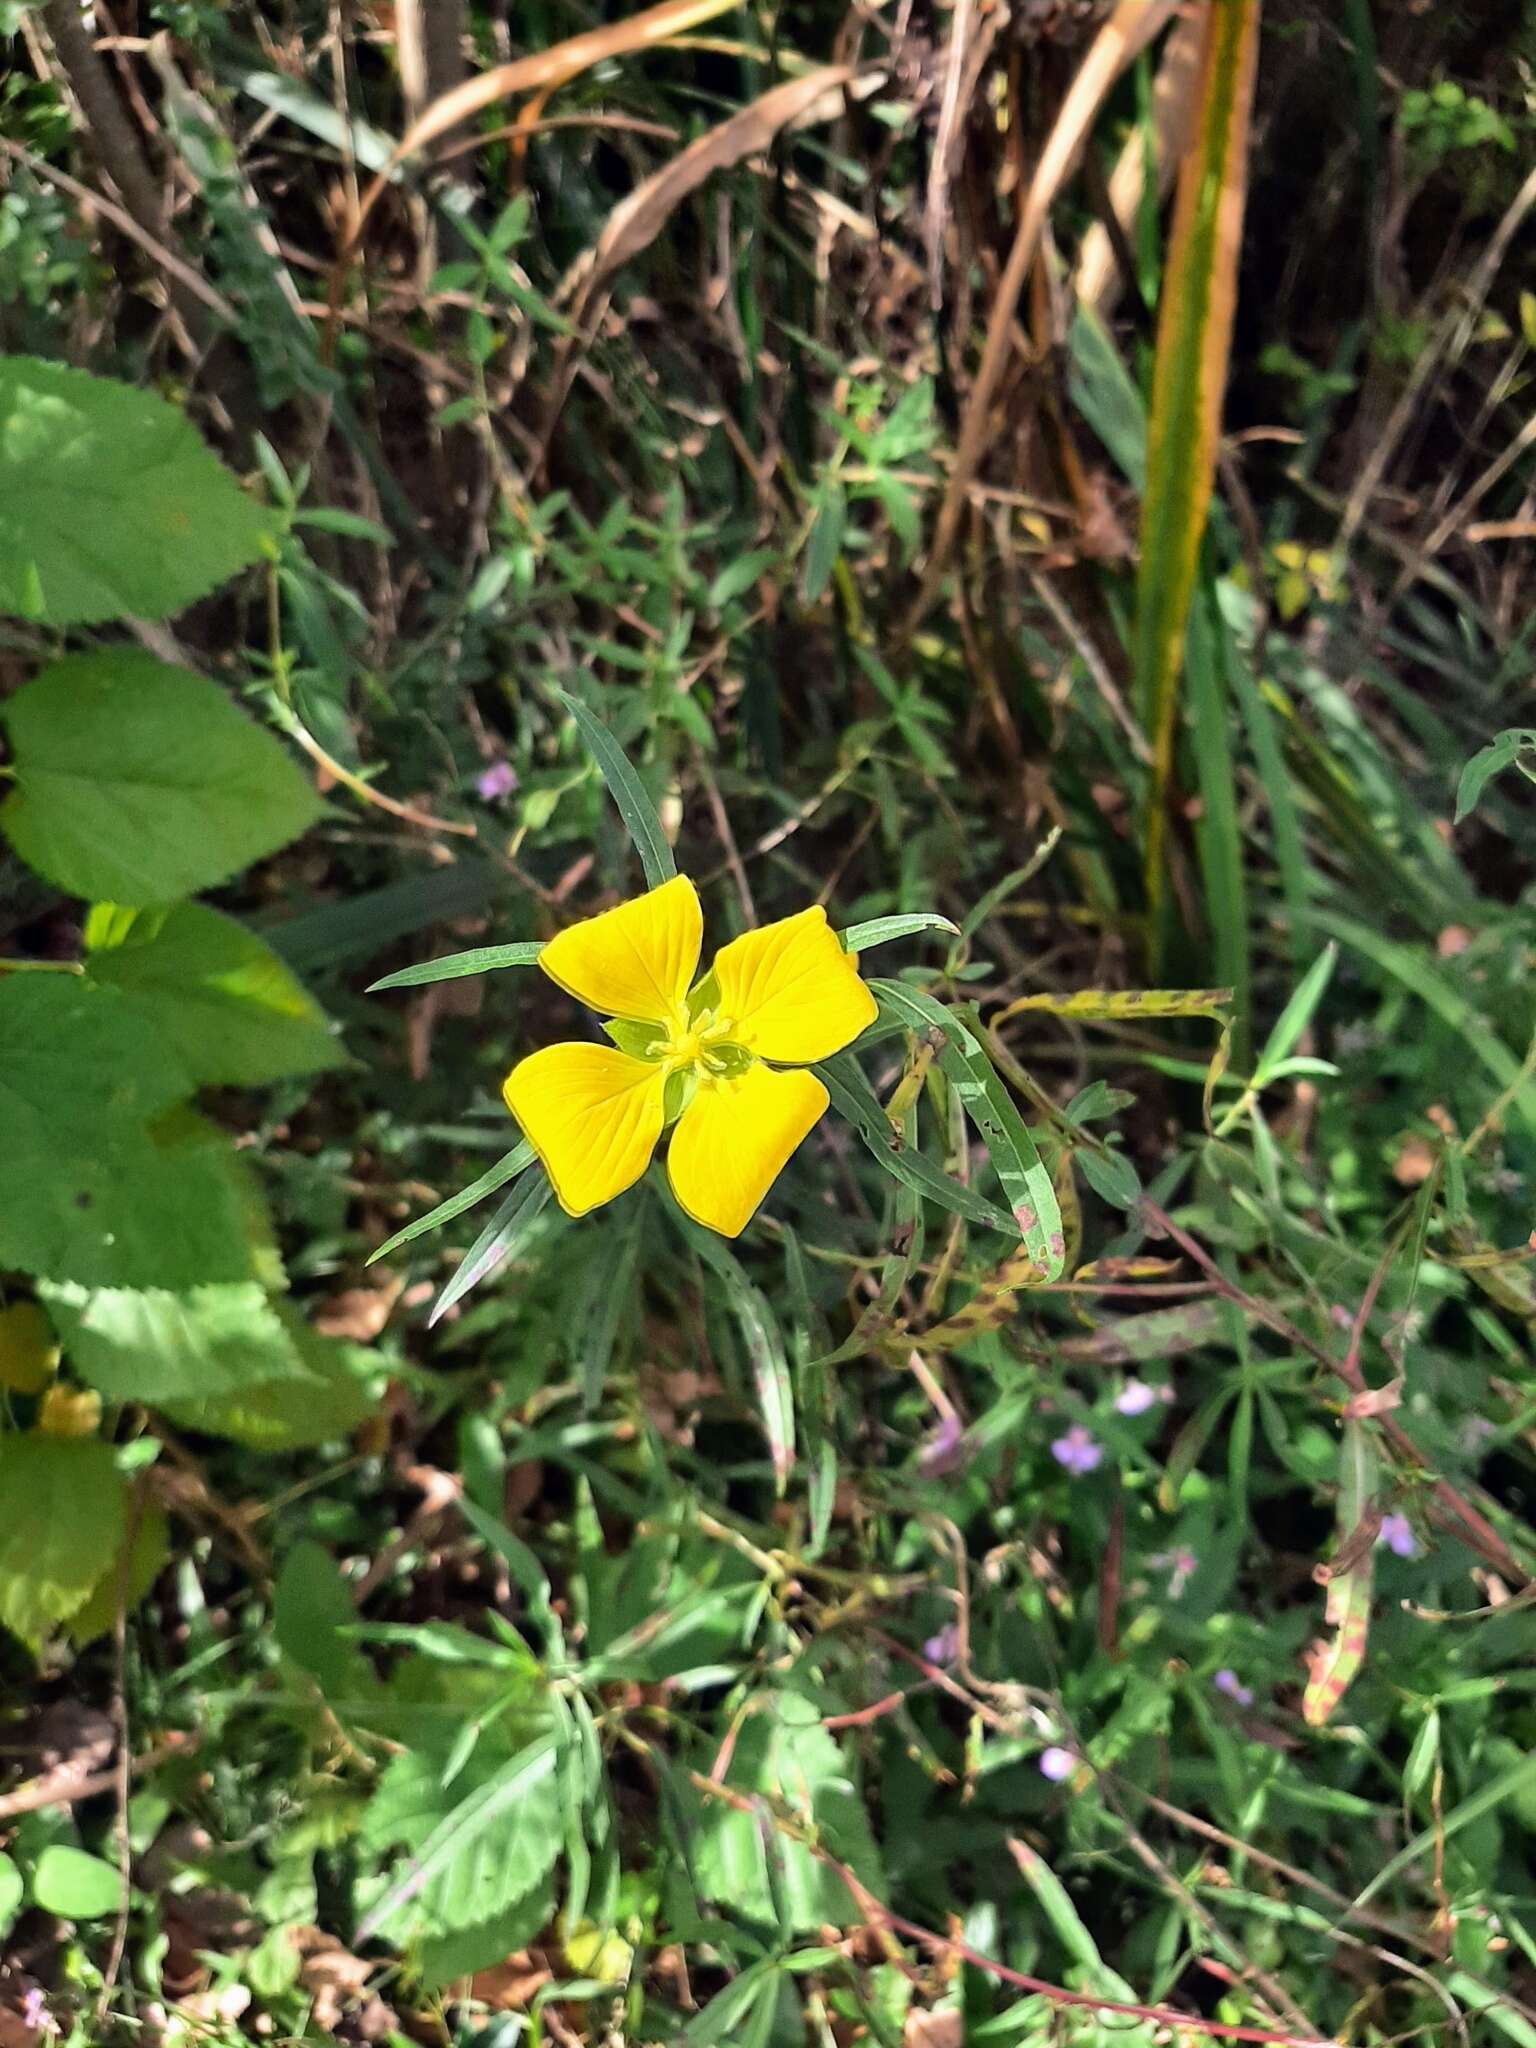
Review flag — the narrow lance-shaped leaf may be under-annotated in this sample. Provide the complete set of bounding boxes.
[552,685,676,889]
[1135,0,1262,944]
[870,981,1064,1280]
[366,941,545,992]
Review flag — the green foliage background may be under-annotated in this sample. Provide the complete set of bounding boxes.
[2,3,1536,2045]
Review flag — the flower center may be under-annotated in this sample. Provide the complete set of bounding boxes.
[660,1007,741,1077]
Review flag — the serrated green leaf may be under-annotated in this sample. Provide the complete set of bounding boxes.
[693,1692,882,1933]
[84,902,341,1087]
[0,652,321,905]
[164,1316,377,1450]
[39,1280,308,1404]
[0,977,255,1288]
[359,1736,563,1941]
[0,1434,126,1648]
[0,356,274,625]
[66,1507,171,1648]
[413,1873,557,1992]
[367,940,545,992]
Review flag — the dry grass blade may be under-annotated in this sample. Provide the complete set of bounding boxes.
[337,0,742,258]
[561,65,861,316]
[1074,5,1203,316]
[903,0,1179,638]
[1136,0,1261,942]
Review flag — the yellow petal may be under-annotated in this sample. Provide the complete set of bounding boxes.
[710,906,878,1064]
[667,1063,828,1238]
[503,1042,666,1217]
[538,875,701,1023]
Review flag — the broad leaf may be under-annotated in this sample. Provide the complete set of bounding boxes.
[360,1735,563,1940]
[85,902,342,1087]
[38,1280,309,1404]
[692,1692,883,1932]
[66,1508,172,1648]
[0,977,255,1288]
[30,1846,124,1920]
[0,1434,126,1648]
[0,652,322,905]
[0,355,273,624]
[164,1319,376,1450]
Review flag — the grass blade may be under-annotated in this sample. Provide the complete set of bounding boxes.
[1136,0,1262,943]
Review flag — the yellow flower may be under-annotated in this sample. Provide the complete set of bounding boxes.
[503,875,878,1237]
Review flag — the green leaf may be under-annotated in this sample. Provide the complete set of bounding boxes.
[273,1539,378,1701]
[693,1692,882,1933]
[66,1507,171,1648]
[0,977,255,1288]
[839,913,959,952]
[869,982,1065,1278]
[552,686,676,890]
[1255,943,1336,1079]
[367,1143,535,1266]
[0,356,274,625]
[0,1853,22,1941]
[413,1873,556,1992]
[84,902,341,1087]
[163,1316,376,1450]
[802,479,846,603]
[39,1281,308,1404]
[663,1184,794,1491]
[0,652,322,906]
[429,1172,555,1326]
[0,1434,126,1648]
[1455,727,1536,822]
[359,1736,563,1940]
[816,1052,1018,1237]
[30,1845,124,1921]
[1134,2,1261,940]
[367,941,545,992]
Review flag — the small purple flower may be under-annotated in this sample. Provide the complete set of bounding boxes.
[1038,1745,1076,1782]
[476,760,518,802]
[1213,1668,1254,1707]
[919,1411,968,1478]
[1051,1424,1102,1476]
[1378,1512,1417,1558]
[923,1623,961,1667]
[1115,1378,1157,1416]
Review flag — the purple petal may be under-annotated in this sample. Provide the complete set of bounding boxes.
[476,761,517,801]
[1038,1745,1076,1782]
[1378,1513,1417,1559]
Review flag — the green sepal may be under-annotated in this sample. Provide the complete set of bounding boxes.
[704,1042,753,1079]
[687,970,722,1022]
[663,1067,696,1126]
[605,1018,667,1059]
